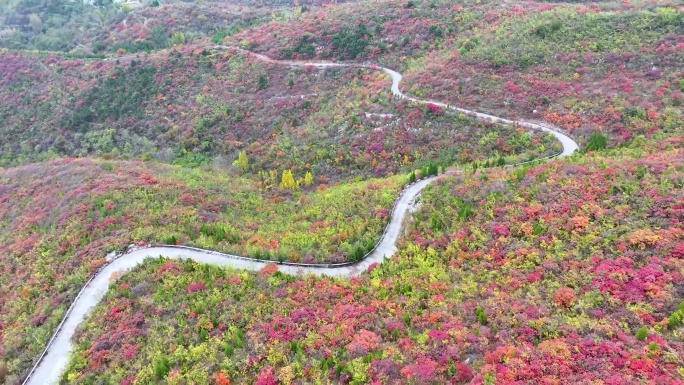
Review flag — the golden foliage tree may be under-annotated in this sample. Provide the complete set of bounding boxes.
[280,169,298,190]
[234,151,249,174]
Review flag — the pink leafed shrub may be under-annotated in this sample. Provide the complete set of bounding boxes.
[426,103,441,115]
[400,357,438,382]
[453,362,473,383]
[491,224,510,237]
[671,243,684,259]
[186,282,206,293]
[347,329,381,357]
[255,367,278,385]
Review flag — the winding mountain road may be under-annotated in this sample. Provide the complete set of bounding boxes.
[24,48,579,385]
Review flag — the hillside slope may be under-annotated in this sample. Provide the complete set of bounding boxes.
[227,0,684,146]
[0,158,403,381]
[61,142,684,384]
[0,46,556,179]
[0,0,683,383]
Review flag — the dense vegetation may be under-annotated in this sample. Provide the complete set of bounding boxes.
[0,0,121,51]
[88,3,268,54]
[62,142,684,384]
[0,0,298,52]
[228,0,684,147]
[0,45,555,180]
[0,158,403,380]
[0,0,683,383]
[401,5,684,144]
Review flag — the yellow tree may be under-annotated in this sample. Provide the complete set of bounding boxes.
[280,169,297,190]
[233,151,248,174]
[304,171,313,186]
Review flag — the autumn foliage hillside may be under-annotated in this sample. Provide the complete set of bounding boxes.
[226,0,684,147]
[0,0,306,52]
[0,158,403,381]
[0,45,556,179]
[59,140,684,384]
[1,0,683,384]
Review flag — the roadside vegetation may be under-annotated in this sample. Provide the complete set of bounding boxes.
[0,0,683,383]
[0,45,556,180]
[228,0,683,147]
[0,158,402,380]
[63,140,684,384]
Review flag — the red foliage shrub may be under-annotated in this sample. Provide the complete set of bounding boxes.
[159,261,181,275]
[179,193,196,206]
[426,103,441,115]
[123,344,138,360]
[30,313,48,327]
[367,262,379,273]
[212,371,231,385]
[484,346,517,364]
[139,173,157,185]
[186,282,206,293]
[347,329,381,357]
[553,288,577,308]
[369,359,401,382]
[259,263,279,276]
[0,364,7,384]
[453,362,473,383]
[505,81,522,94]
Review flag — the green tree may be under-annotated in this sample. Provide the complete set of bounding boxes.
[150,25,168,49]
[635,326,648,341]
[171,32,185,46]
[430,162,439,175]
[153,355,170,379]
[428,25,443,39]
[586,132,608,152]
[257,75,268,90]
[667,301,684,328]
[407,171,416,183]
[475,306,488,325]
[331,24,371,59]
